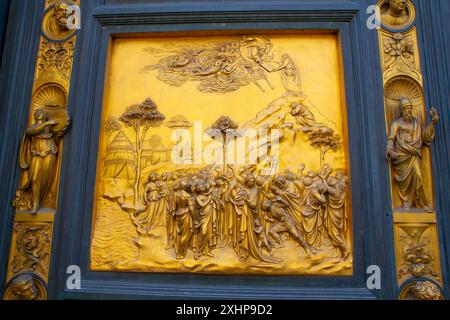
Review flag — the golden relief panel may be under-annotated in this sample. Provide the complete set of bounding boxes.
[90,33,353,275]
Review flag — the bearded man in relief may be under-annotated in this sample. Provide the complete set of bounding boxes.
[387,98,439,211]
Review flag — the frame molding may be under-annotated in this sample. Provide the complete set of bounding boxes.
[0,0,45,298]
[415,0,450,298]
[2,0,447,300]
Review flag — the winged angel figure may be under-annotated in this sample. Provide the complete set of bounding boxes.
[141,36,302,95]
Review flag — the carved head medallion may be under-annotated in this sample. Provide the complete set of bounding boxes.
[379,0,416,30]
[42,2,77,41]
[4,274,47,300]
[400,280,444,300]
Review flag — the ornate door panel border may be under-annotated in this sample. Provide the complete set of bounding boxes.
[1,0,448,300]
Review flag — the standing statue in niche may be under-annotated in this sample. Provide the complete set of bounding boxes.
[13,109,69,214]
[386,98,439,211]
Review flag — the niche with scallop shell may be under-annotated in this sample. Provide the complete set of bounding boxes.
[384,76,435,211]
[31,83,70,134]
[384,76,424,126]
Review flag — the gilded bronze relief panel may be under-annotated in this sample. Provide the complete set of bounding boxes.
[90,34,353,275]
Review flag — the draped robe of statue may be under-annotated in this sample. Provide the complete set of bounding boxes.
[210,193,219,249]
[301,185,326,248]
[165,184,175,248]
[256,179,270,221]
[231,187,248,257]
[173,189,194,259]
[232,185,279,263]
[18,122,58,212]
[156,180,169,227]
[280,54,302,95]
[387,117,435,209]
[135,181,159,234]
[195,192,216,257]
[290,103,317,129]
[223,180,237,246]
[213,185,226,245]
[324,183,348,256]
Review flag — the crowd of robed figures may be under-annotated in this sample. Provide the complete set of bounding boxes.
[132,163,350,263]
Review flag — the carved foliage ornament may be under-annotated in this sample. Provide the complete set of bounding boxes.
[10,223,51,278]
[380,29,421,84]
[384,33,414,60]
[397,224,440,282]
[38,39,75,79]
